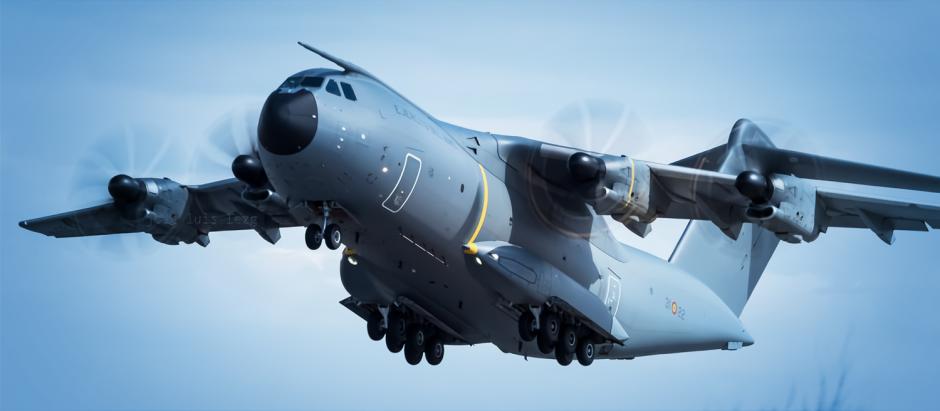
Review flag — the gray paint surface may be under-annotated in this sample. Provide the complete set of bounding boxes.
[18,46,940,363]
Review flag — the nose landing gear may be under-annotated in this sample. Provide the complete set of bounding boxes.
[305,203,343,250]
[305,224,323,250]
[324,223,342,250]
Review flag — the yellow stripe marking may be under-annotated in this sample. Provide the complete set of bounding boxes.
[625,157,637,208]
[464,164,489,254]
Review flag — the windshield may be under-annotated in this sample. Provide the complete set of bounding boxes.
[301,76,324,87]
[280,76,302,88]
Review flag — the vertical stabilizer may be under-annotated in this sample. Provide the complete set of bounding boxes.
[668,119,780,316]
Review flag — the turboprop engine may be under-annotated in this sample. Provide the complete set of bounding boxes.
[520,144,659,238]
[734,171,821,243]
[105,174,208,245]
[566,152,658,237]
[525,143,827,243]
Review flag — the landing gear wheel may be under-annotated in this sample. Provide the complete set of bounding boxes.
[518,310,537,342]
[404,344,423,365]
[367,313,385,341]
[305,225,323,250]
[555,346,574,366]
[425,337,444,366]
[537,311,560,354]
[385,311,406,353]
[324,224,342,250]
[539,312,560,342]
[537,333,555,354]
[576,338,595,366]
[558,325,578,354]
[404,325,426,365]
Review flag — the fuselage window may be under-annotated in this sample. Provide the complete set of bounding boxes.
[340,82,357,101]
[301,76,324,88]
[326,79,341,96]
[280,76,302,88]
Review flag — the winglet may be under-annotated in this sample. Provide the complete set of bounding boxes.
[297,41,377,81]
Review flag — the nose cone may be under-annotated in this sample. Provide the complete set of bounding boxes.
[258,90,318,155]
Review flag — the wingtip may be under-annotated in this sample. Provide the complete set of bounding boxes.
[297,41,315,52]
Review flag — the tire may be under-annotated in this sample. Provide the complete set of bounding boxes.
[576,338,595,366]
[404,325,426,365]
[404,343,423,365]
[324,223,342,250]
[538,311,560,344]
[558,325,578,354]
[407,325,426,349]
[367,313,385,341]
[536,332,554,354]
[425,337,444,366]
[555,346,574,366]
[518,311,537,342]
[385,311,406,353]
[305,225,323,250]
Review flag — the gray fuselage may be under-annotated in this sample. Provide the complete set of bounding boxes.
[259,69,752,360]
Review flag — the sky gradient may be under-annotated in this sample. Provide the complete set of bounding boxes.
[3,1,940,410]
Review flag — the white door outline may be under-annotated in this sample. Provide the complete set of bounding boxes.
[605,269,622,316]
[382,153,422,213]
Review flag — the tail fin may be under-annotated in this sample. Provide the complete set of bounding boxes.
[668,119,780,316]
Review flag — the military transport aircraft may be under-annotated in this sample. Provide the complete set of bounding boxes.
[20,43,940,366]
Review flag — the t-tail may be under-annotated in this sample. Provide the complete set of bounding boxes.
[668,119,940,316]
[668,119,780,316]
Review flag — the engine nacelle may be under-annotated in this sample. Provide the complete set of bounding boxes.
[522,145,659,237]
[108,175,208,246]
[562,153,658,237]
[587,157,656,226]
[744,174,820,243]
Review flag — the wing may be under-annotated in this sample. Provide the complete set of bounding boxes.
[18,203,140,237]
[646,163,748,229]
[817,188,940,243]
[19,177,309,246]
[646,162,940,243]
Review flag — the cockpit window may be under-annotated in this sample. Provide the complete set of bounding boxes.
[301,76,324,88]
[340,82,357,101]
[280,76,302,88]
[326,79,341,96]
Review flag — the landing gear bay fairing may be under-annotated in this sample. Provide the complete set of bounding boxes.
[20,43,940,366]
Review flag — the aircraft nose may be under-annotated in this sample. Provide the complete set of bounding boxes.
[258,89,318,155]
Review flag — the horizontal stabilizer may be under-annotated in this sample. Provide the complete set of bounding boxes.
[742,144,940,193]
[670,144,727,171]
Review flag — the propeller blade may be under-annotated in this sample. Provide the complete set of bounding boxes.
[66,126,186,258]
[189,105,261,182]
[543,99,650,156]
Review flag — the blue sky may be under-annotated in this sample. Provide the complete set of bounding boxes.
[2,1,940,410]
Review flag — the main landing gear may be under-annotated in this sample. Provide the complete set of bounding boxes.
[368,306,447,366]
[518,305,599,366]
[305,203,342,250]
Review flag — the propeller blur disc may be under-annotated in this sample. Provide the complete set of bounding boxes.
[68,125,188,257]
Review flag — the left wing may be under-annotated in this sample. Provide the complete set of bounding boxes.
[816,187,940,244]
[645,162,940,243]
[19,177,310,246]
